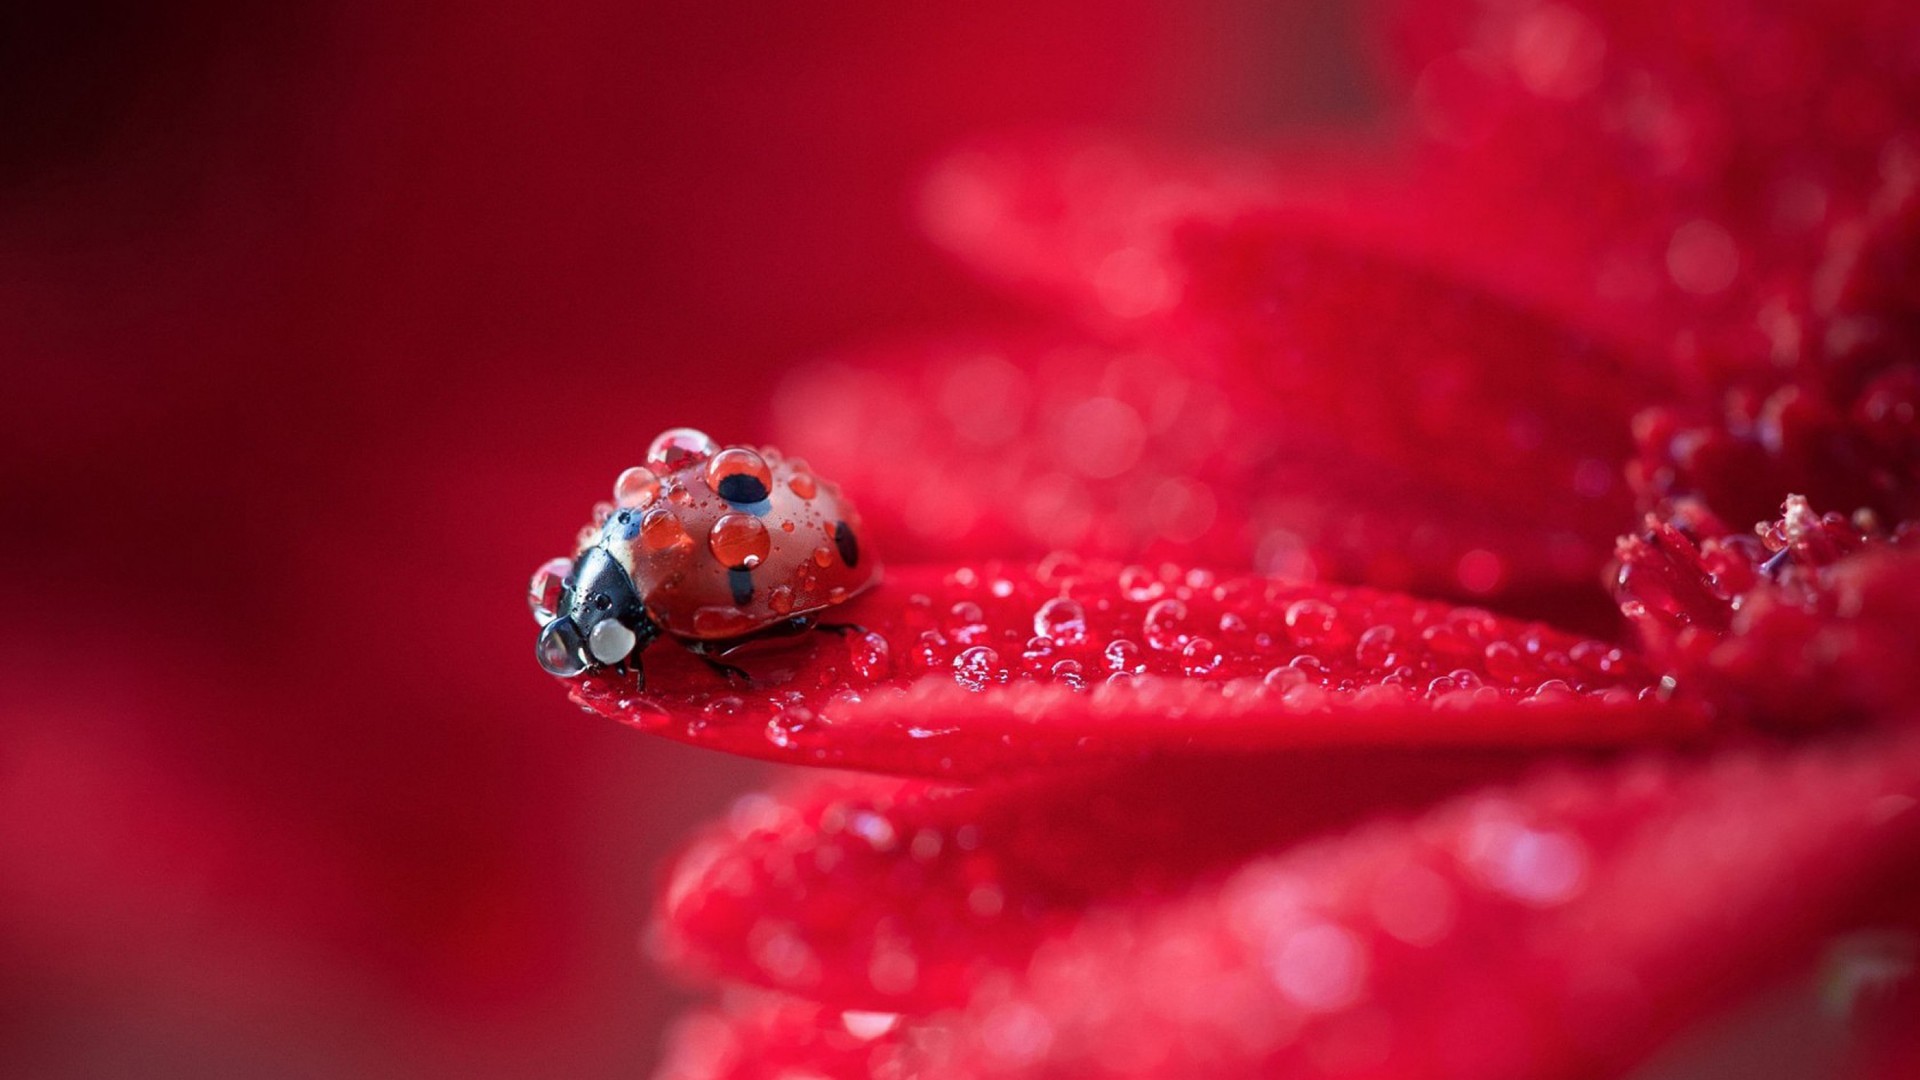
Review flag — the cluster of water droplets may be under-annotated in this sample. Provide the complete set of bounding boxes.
[878,559,1649,709]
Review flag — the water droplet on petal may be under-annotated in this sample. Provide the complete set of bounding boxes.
[1033,597,1088,646]
[953,646,1000,690]
[646,427,719,471]
[849,631,891,680]
[1181,636,1222,676]
[1143,598,1190,651]
[1119,565,1159,602]
[1285,599,1341,647]
[528,557,572,624]
[613,466,660,509]
[1264,665,1307,692]
[1106,639,1144,673]
[1354,625,1396,668]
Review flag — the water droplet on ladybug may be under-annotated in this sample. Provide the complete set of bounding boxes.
[789,472,818,500]
[528,558,573,625]
[812,545,834,568]
[646,427,719,472]
[710,512,771,569]
[641,507,691,552]
[613,466,660,508]
[769,585,795,614]
[537,619,587,676]
[706,448,773,504]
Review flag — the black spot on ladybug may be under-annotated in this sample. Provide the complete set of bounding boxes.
[728,567,754,606]
[833,521,860,567]
[717,474,770,504]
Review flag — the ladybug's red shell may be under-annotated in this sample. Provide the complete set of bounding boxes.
[595,436,877,641]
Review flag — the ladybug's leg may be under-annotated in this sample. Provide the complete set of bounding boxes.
[765,615,819,638]
[683,640,752,685]
[697,655,752,684]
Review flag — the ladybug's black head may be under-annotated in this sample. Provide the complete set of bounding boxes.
[535,546,658,680]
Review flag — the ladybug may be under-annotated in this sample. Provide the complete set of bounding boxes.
[530,427,878,684]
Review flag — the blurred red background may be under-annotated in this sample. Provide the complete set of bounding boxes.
[0,2,1371,1074]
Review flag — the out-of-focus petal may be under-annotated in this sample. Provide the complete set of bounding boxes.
[915,136,1385,326]
[778,222,1650,599]
[651,993,908,1080]
[1630,172,1920,529]
[653,751,1544,1010]
[1381,0,1920,362]
[563,561,1689,777]
[900,726,1920,1077]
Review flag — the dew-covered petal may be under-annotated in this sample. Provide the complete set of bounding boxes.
[893,727,1920,1078]
[562,561,1695,778]
[654,751,1543,1010]
[1615,496,1920,732]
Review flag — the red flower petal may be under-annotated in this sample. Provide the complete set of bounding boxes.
[1629,173,1920,529]
[564,561,1694,777]
[913,138,1662,353]
[894,728,1920,1077]
[916,136,1379,326]
[1383,0,1920,359]
[1616,495,1920,731]
[652,993,906,1080]
[654,752,1545,1010]
[1170,218,1652,590]
[777,220,1650,600]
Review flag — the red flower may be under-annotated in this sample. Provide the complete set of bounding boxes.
[539,0,1920,1074]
